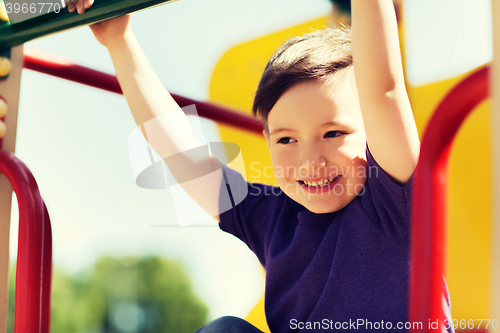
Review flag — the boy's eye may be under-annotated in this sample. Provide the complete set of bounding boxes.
[276,132,344,144]
[325,131,344,138]
[277,137,297,144]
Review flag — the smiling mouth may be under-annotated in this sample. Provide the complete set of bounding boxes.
[298,175,341,187]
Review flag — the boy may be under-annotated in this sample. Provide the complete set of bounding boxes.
[73,0,453,331]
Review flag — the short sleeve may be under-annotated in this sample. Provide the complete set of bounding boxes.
[218,166,284,266]
[359,145,415,243]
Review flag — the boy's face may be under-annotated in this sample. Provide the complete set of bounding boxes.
[263,74,367,214]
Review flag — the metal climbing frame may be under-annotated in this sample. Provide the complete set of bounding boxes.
[0,150,52,333]
[409,66,490,332]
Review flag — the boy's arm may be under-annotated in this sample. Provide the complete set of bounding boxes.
[91,16,223,222]
[351,0,420,184]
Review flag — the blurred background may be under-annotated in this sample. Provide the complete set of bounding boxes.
[3,0,495,331]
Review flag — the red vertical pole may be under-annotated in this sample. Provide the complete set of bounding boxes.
[0,150,52,333]
[410,66,490,332]
[40,202,52,333]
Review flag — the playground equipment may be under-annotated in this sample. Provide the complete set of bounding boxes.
[0,150,52,332]
[409,65,490,332]
[0,0,177,48]
[1,0,500,332]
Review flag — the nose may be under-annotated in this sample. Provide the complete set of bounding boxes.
[299,146,327,176]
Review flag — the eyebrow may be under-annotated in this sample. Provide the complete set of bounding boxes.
[269,121,343,136]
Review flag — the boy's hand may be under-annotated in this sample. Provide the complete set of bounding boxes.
[89,15,132,48]
[66,0,132,48]
[66,0,92,14]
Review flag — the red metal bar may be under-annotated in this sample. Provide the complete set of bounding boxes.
[409,66,490,332]
[0,95,6,149]
[0,150,52,333]
[22,48,264,135]
[40,202,52,333]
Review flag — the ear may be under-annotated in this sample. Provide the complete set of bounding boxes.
[262,129,270,147]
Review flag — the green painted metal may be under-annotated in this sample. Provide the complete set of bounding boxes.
[0,0,178,50]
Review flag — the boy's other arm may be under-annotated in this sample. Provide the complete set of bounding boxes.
[91,16,223,222]
[351,0,420,184]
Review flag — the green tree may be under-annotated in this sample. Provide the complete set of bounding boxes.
[7,256,208,333]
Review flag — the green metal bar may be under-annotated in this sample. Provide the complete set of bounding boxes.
[0,0,178,49]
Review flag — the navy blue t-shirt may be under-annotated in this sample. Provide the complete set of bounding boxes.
[219,146,453,332]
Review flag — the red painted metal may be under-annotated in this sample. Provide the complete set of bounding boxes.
[0,150,52,333]
[22,48,264,135]
[0,95,6,149]
[40,202,52,333]
[409,66,490,332]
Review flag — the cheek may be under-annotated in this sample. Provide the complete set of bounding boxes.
[335,143,367,182]
[271,149,296,180]
[348,158,368,186]
[337,137,367,166]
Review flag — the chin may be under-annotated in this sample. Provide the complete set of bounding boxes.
[304,201,342,214]
[304,195,355,214]
[281,181,353,214]
[308,207,336,214]
[306,207,340,214]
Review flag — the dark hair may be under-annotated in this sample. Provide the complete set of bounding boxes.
[252,26,353,133]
